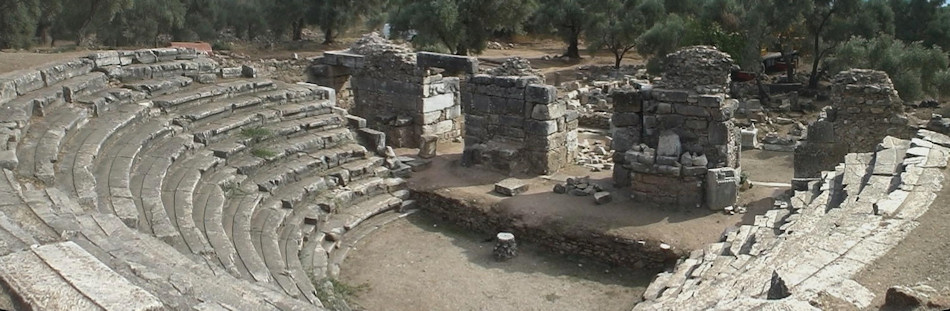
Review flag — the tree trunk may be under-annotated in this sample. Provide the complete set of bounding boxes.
[808,33,823,89]
[493,232,517,261]
[322,27,334,44]
[781,49,795,83]
[292,19,304,41]
[613,50,623,69]
[565,31,580,59]
[38,24,51,46]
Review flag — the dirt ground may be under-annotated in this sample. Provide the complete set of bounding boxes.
[856,168,950,310]
[0,51,91,73]
[340,213,654,311]
[402,141,792,250]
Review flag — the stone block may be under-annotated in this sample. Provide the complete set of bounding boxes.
[594,192,612,204]
[9,70,44,95]
[422,110,443,124]
[613,165,632,187]
[657,114,685,130]
[674,103,709,117]
[0,150,17,170]
[220,67,242,79]
[241,65,257,78]
[88,51,120,67]
[419,134,439,159]
[611,112,641,127]
[346,115,367,128]
[657,103,673,114]
[808,120,835,143]
[708,122,730,145]
[423,120,454,136]
[612,90,642,113]
[494,178,529,196]
[416,51,478,74]
[653,89,689,102]
[525,120,557,136]
[531,102,566,120]
[741,128,759,149]
[698,94,724,107]
[134,50,158,64]
[0,79,16,105]
[657,131,682,157]
[526,84,557,103]
[706,167,739,210]
[358,128,386,155]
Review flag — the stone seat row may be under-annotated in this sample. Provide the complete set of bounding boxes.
[635,129,950,311]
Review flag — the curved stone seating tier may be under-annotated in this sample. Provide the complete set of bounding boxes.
[634,129,950,311]
[0,49,415,309]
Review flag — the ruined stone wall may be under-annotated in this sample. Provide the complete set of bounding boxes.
[795,69,914,178]
[313,50,464,148]
[611,46,741,209]
[413,190,683,270]
[461,74,578,175]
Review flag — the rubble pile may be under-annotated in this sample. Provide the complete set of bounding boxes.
[485,57,542,78]
[575,139,615,171]
[657,46,736,94]
[347,32,414,56]
[552,176,612,204]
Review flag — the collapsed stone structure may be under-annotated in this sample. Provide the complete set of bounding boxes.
[795,69,914,178]
[0,48,417,309]
[309,34,474,148]
[311,37,577,175]
[611,46,741,208]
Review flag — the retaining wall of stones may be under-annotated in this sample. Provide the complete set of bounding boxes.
[460,75,578,175]
[412,190,684,270]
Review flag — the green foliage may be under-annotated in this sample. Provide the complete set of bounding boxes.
[826,35,950,101]
[98,0,187,47]
[240,127,272,139]
[0,0,40,49]
[588,0,664,69]
[60,0,134,45]
[312,0,388,44]
[529,0,593,58]
[389,0,538,55]
[250,148,277,159]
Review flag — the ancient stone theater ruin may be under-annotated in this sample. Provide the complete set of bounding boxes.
[0,38,945,311]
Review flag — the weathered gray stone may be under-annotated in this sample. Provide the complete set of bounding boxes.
[657,131,682,157]
[594,191,612,204]
[0,150,16,170]
[494,178,529,196]
[525,84,556,103]
[706,167,739,210]
[418,134,438,159]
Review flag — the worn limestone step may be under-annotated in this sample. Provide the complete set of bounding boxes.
[151,79,275,109]
[0,170,60,243]
[250,208,312,301]
[278,221,321,305]
[250,144,369,193]
[226,192,274,284]
[161,150,221,256]
[94,119,175,227]
[129,135,192,245]
[56,103,149,207]
[75,87,148,117]
[17,105,88,182]
[69,213,315,310]
[108,59,218,83]
[0,241,164,311]
[193,169,245,277]
[123,76,193,97]
[229,127,354,174]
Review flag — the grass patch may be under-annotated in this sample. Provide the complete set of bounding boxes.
[240,127,272,139]
[220,180,246,198]
[250,148,277,158]
[311,276,369,311]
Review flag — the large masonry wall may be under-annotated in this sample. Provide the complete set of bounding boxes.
[612,46,741,209]
[461,74,578,175]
